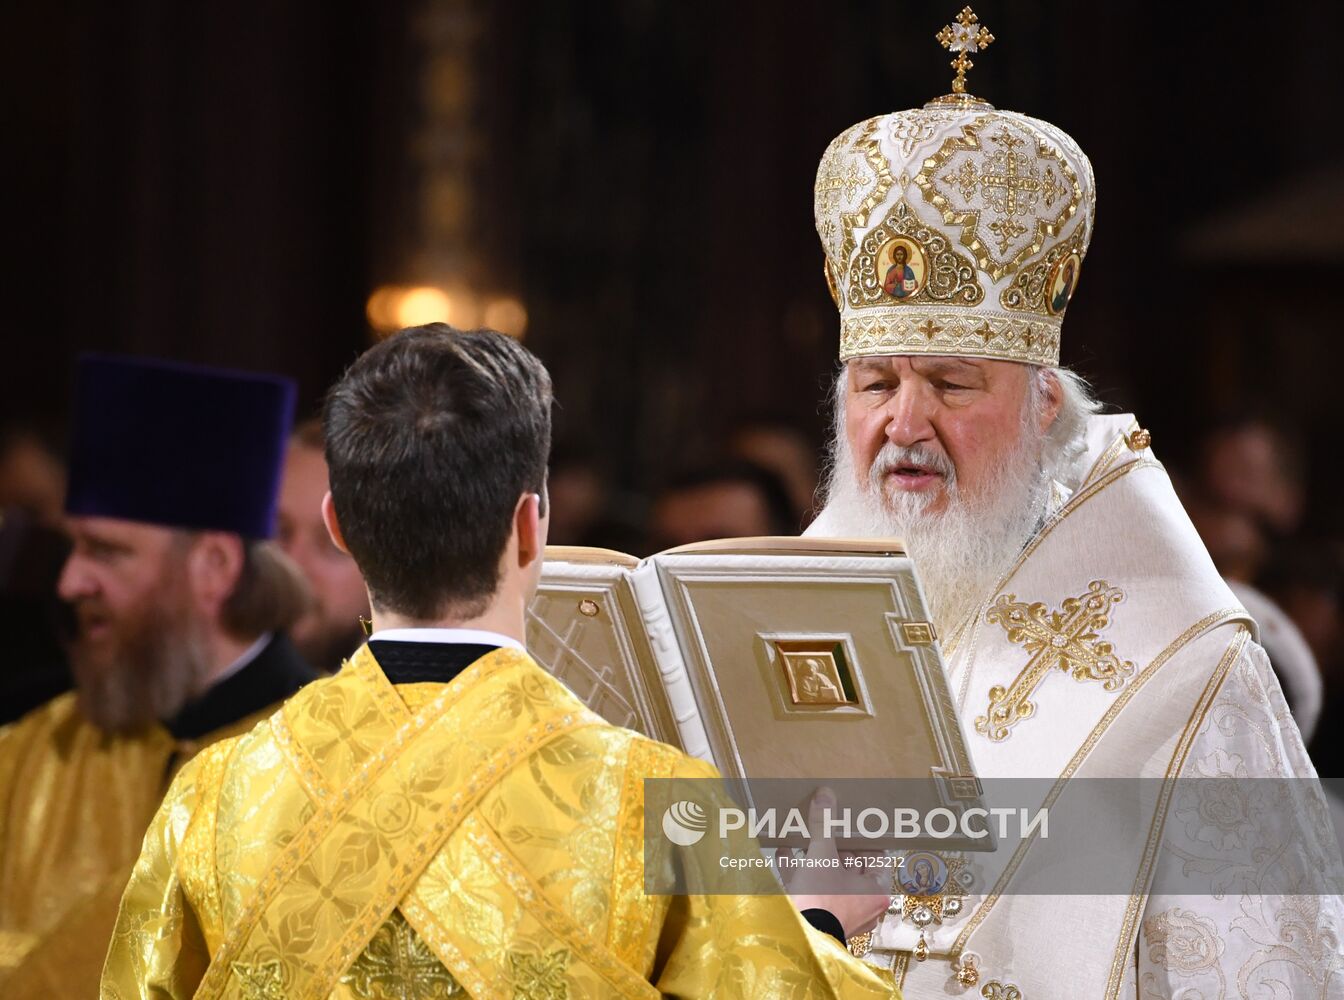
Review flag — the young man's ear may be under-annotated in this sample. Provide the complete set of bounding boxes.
[514,492,545,567]
[321,492,352,555]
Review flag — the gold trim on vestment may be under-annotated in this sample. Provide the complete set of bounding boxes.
[179,741,236,949]
[465,820,661,998]
[312,717,598,997]
[1101,628,1250,998]
[399,892,491,997]
[267,705,490,996]
[254,655,655,1000]
[270,705,330,805]
[948,457,1155,707]
[839,311,1060,366]
[1079,422,1141,493]
[1013,459,1161,579]
[195,647,601,1000]
[609,737,676,971]
[949,607,1251,958]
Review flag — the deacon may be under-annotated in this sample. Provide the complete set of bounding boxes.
[0,356,316,996]
[102,326,897,998]
[805,8,1344,996]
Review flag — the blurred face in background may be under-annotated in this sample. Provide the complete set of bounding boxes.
[650,479,778,551]
[0,430,67,528]
[57,517,208,732]
[278,441,368,669]
[1201,422,1303,536]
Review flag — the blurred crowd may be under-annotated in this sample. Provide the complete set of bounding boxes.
[2,406,1339,775]
[1172,416,1343,777]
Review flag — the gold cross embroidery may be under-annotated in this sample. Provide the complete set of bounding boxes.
[230,960,287,1000]
[509,949,570,999]
[342,910,463,998]
[982,132,1040,214]
[976,580,1134,741]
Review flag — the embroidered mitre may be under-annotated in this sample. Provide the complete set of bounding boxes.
[814,11,1095,366]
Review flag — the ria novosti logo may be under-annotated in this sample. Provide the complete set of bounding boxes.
[661,800,708,846]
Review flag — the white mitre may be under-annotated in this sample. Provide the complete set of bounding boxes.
[815,12,1093,368]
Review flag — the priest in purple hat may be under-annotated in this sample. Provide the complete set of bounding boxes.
[0,355,319,995]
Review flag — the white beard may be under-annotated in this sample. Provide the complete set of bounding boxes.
[814,421,1050,638]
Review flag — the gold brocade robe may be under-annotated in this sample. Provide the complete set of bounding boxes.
[101,645,897,998]
[0,692,276,997]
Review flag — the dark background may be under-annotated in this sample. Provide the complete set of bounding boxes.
[4,0,1342,524]
[4,1,1344,765]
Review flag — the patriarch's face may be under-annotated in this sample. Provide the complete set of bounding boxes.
[843,355,1039,518]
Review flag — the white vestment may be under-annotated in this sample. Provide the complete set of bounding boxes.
[807,413,1344,998]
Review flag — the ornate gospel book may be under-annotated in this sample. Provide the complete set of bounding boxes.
[527,538,990,849]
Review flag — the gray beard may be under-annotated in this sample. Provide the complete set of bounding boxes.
[72,600,211,734]
[815,429,1050,638]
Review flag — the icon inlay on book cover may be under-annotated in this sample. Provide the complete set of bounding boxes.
[526,537,989,849]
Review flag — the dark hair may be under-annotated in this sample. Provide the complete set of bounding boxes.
[323,325,552,619]
[221,540,312,638]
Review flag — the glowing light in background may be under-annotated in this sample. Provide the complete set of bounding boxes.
[366,285,527,339]
[443,289,479,329]
[395,286,453,327]
[484,296,528,337]
[364,285,402,333]
[366,284,452,335]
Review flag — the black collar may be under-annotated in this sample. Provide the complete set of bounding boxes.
[164,633,318,741]
[366,640,500,686]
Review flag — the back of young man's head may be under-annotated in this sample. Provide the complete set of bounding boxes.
[323,325,552,620]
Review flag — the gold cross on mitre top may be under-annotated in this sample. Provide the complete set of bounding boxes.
[936,6,994,96]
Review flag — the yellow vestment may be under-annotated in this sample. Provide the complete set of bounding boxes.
[0,693,274,997]
[102,645,897,998]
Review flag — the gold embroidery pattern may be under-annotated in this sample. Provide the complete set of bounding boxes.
[915,117,1082,281]
[608,736,676,970]
[307,710,598,1000]
[399,894,492,1000]
[178,740,237,937]
[885,109,966,158]
[999,231,1087,314]
[231,960,287,1000]
[977,580,1134,741]
[840,311,1058,366]
[814,117,896,276]
[197,649,594,1000]
[846,930,872,958]
[950,608,1249,957]
[467,822,657,997]
[509,948,570,999]
[270,703,331,804]
[1079,423,1141,491]
[341,910,463,998]
[847,201,983,308]
[1142,908,1225,976]
[1104,629,1249,996]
